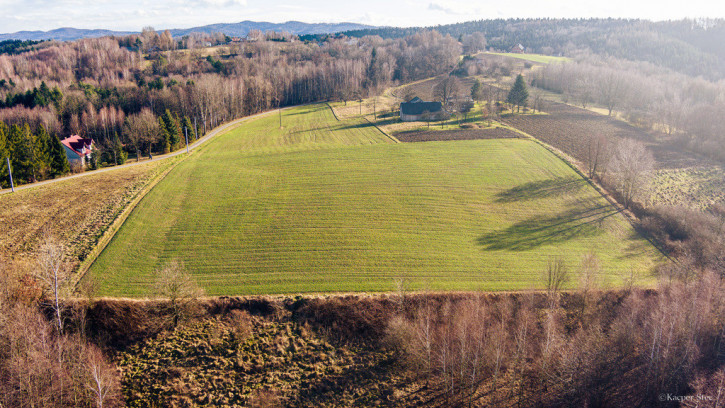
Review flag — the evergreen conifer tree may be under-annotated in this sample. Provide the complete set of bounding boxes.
[181,116,194,142]
[507,74,529,113]
[47,133,70,177]
[471,79,483,101]
[0,122,8,188]
[160,109,180,152]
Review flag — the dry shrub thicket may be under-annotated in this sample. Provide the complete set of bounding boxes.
[386,270,725,407]
[534,55,725,162]
[0,239,122,408]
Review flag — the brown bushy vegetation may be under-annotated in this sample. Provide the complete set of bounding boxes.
[385,274,725,407]
[5,258,725,407]
[0,251,122,408]
[534,55,725,162]
[641,205,725,277]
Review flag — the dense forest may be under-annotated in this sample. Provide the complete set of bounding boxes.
[313,18,725,79]
[0,39,47,56]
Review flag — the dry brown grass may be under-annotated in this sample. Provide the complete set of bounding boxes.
[0,160,170,275]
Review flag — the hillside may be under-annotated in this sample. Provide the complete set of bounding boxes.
[88,104,661,296]
[329,18,725,79]
[0,20,374,41]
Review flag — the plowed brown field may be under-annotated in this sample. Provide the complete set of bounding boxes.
[396,126,522,142]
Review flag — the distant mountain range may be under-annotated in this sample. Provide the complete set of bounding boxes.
[0,21,376,41]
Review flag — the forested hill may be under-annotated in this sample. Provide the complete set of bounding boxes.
[0,21,374,42]
[317,18,725,79]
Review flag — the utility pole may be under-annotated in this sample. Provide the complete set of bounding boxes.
[278,103,282,128]
[373,98,377,120]
[194,117,198,140]
[184,127,189,154]
[6,157,14,192]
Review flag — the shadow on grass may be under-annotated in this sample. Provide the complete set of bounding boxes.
[338,122,381,131]
[617,230,659,260]
[495,177,587,203]
[477,204,620,251]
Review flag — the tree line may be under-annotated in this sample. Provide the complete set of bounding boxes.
[533,54,725,161]
[0,30,462,186]
[334,18,725,79]
[0,122,69,187]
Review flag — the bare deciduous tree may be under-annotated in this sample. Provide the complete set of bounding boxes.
[597,69,629,116]
[607,138,655,209]
[124,108,161,161]
[85,346,119,408]
[152,260,204,327]
[543,257,569,307]
[585,133,612,179]
[433,76,460,105]
[36,235,68,334]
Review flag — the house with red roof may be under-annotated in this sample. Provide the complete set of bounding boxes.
[511,44,526,54]
[60,135,94,166]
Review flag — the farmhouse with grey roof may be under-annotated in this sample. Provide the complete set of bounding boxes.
[400,98,443,122]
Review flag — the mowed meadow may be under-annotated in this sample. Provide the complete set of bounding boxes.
[89,104,662,296]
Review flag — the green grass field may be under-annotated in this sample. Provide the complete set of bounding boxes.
[488,52,571,64]
[89,104,662,296]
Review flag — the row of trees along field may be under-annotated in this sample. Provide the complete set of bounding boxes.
[0,123,69,187]
[532,54,725,161]
[0,29,461,186]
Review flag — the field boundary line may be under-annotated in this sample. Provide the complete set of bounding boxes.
[71,156,184,291]
[326,102,400,143]
[500,118,673,262]
[326,102,342,121]
[0,107,285,195]
[363,115,400,143]
[72,108,284,290]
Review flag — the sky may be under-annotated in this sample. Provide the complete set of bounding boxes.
[1,0,724,33]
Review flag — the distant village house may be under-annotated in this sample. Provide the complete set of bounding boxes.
[400,97,443,122]
[511,44,526,53]
[61,135,94,166]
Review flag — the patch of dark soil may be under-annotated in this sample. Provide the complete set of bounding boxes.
[396,127,522,143]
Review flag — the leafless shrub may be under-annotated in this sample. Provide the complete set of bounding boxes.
[35,235,69,334]
[543,257,569,307]
[226,309,253,343]
[578,252,602,297]
[606,138,655,209]
[152,260,205,328]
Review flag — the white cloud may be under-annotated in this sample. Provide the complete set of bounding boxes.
[428,2,458,15]
[195,0,247,6]
[1,0,724,33]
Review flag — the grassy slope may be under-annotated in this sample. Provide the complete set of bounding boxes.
[0,160,170,272]
[488,52,571,64]
[90,104,661,296]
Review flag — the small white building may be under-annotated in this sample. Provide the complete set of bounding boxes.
[60,135,94,166]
